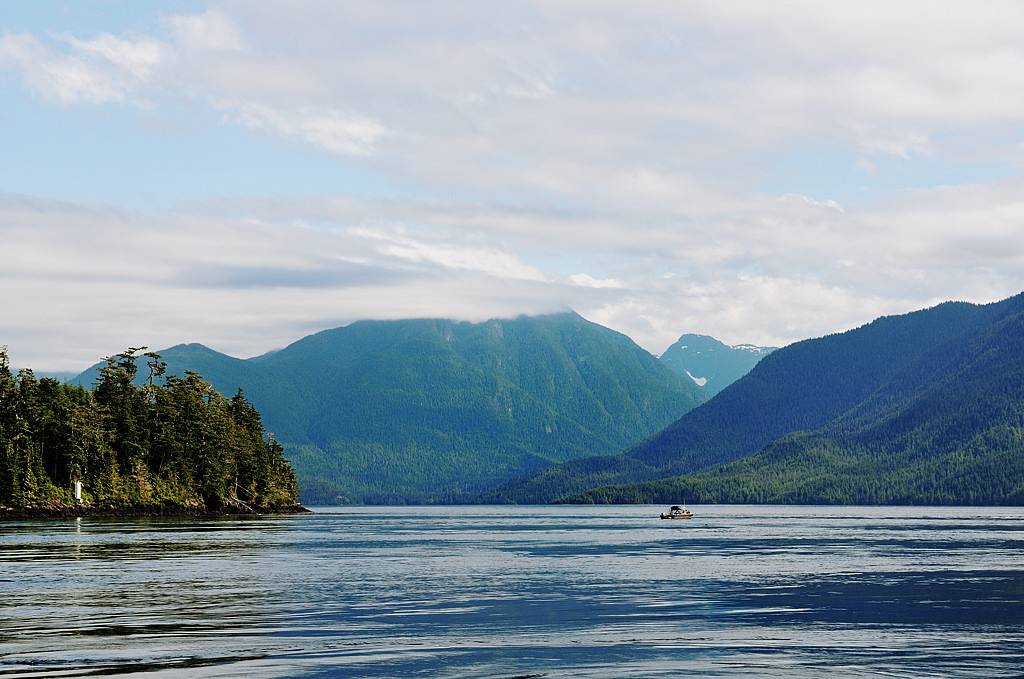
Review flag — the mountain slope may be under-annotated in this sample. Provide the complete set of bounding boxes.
[487,296,1018,503]
[659,334,775,395]
[566,293,1024,505]
[74,312,704,503]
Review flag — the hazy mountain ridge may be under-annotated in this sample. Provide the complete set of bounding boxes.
[15,369,79,382]
[73,312,705,504]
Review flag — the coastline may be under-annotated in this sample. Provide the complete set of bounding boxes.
[0,503,312,520]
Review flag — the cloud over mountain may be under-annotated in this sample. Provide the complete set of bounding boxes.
[2,2,1023,369]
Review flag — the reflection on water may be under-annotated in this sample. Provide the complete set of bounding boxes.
[1,505,1023,677]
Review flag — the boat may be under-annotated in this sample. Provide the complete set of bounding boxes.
[660,505,693,520]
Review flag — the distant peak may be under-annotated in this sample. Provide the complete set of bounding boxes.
[168,342,214,351]
[159,342,237,359]
[666,334,729,351]
[667,334,776,354]
[675,333,719,342]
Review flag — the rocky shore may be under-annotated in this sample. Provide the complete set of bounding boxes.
[0,503,312,520]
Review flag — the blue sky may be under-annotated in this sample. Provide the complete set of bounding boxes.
[2,1,1024,369]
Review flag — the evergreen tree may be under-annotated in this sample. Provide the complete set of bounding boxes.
[0,346,300,513]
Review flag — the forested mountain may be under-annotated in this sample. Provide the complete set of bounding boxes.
[659,334,775,395]
[489,295,1022,504]
[567,293,1024,505]
[1,348,299,514]
[73,312,705,503]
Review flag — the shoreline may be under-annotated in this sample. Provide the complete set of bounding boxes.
[0,504,312,520]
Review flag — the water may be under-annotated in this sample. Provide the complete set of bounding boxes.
[2,505,1023,677]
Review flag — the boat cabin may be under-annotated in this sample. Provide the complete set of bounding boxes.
[660,504,694,520]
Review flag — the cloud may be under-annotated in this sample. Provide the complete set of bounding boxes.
[852,125,931,159]
[165,9,244,52]
[4,174,1023,371]
[58,33,166,80]
[219,101,385,156]
[570,273,624,289]
[3,4,1024,369]
[349,226,547,281]
[9,3,1024,169]
[0,33,135,104]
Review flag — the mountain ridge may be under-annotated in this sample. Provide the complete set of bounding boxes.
[658,333,776,396]
[567,294,1024,505]
[73,311,705,504]
[486,296,1021,504]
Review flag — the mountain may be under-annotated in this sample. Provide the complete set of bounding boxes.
[487,295,1021,504]
[566,293,1024,505]
[659,334,775,395]
[15,369,78,382]
[73,312,705,504]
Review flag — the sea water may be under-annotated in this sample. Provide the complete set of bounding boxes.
[1,505,1022,677]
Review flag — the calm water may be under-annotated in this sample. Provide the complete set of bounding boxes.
[1,505,1023,678]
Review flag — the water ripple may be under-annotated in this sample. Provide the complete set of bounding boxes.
[2,505,1023,677]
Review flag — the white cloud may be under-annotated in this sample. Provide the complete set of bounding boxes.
[59,33,166,80]
[4,175,1023,371]
[4,3,1024,369]
[165,9,244,52]
[779,194,845,213]
[220,101,385,156]
[852,124,932,159]
[9,3,1024,171]
[0,33,131,104]
[570,273,624,289]
[350,226,547,281]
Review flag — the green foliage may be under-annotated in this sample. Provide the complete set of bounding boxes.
[73,312,704,504]
[495,296,1024,503]
[0,347,298,512]
[559,294,1024,506]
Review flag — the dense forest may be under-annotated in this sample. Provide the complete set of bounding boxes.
[561,294,1024,506]
[493,293,1024,505]
[0,347,300,514]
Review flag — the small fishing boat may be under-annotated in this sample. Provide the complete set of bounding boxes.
[660,505,693,520]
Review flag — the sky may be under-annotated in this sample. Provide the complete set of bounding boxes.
[3,1,1024,371]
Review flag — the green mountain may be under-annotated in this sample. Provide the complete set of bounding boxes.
[488,295,1022,504]
[659,334,775,396]
[73,312,704,504]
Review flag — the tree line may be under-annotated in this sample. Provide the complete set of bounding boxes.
[0,346,298,512]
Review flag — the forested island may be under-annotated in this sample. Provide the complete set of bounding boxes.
[0,347,303,517]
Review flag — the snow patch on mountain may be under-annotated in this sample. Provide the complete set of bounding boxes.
[684,369,708,387]
[732,343,773,355]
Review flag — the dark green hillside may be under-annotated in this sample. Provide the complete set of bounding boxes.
[249,312,704,503]
[564,294,1024,505]
[73,312,704,503]
[73,343,308,442]
[490,296,1018,503]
